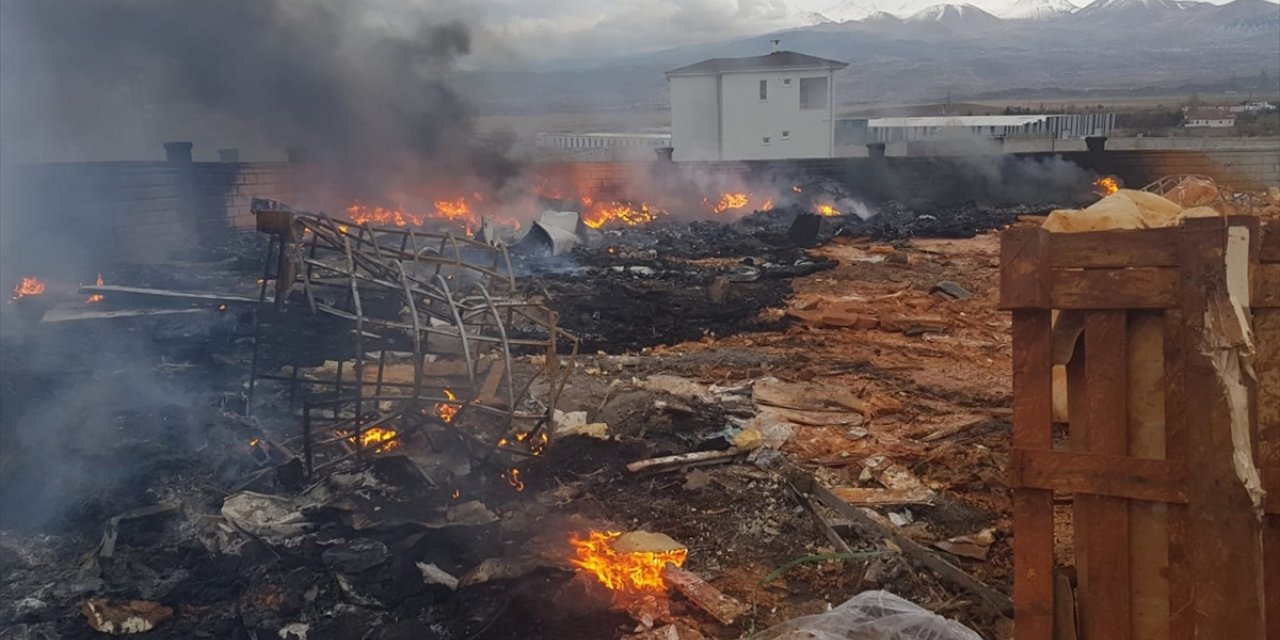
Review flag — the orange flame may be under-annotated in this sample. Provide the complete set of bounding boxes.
[570,531,688,593]
[707,192,750,214]
[336,426,400,453]
[582,201,664,229]
[248,438,261,448]
[86,274,105,304]
[502,467,525,491]
[12,276,46,300]
[451,489,461,500]
[815,204,839,217]
[434,388,461,423]
[761,198,774,211]
[433,198,472,223]
[1093,176,1120,195]
[346,202,425,227]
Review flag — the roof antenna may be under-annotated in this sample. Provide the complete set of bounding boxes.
[770,39,781,53]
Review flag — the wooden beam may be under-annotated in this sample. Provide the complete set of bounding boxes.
[1049,228,1180,268]
[1178,218,1265,639]
[1253,309,1280,640]
[1049,268,1177,310]
[1163,309,1193,640]
[1127,312,1170,640]
[1079,310,1131,640]
[1000,227,1053,310]
[1011,310,1055,640]
[1010,449,1183,505]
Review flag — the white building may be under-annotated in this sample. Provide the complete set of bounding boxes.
[666,50,848,162]
[1228,101,1276,113]
[1184,109,1236,128]
[534,132,671,152]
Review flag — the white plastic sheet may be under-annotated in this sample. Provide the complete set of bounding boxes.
[749,590,982,640]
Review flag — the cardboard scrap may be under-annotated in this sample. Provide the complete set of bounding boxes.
[934,528,997,560]
[82,599,173,635]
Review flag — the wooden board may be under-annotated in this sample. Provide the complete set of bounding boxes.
[1049,228,1180,268]
[1162,309,1193,640]
[1079,310,1131,640]
[1011,310,1055,640]
[1049,268,1177,310]
[1178,219,1265,639]
[1126,312,1170,640]
[1001,227,1053,310]
[1254,309,1280,640]
[1009,449,1182,504]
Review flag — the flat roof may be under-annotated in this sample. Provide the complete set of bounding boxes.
[667,51,847,77]
[539,132,671,138]
[864,115,1052,128]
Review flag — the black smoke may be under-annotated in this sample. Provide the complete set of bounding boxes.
[0,0,523,202]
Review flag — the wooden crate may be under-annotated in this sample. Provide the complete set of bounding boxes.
[1000,216,1280,640]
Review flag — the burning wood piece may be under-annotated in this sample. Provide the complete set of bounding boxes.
[81,598,173,635]
[572,530,688,593]
[661,565,750,626]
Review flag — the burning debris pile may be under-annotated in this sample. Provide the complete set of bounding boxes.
[8,172,1232,639]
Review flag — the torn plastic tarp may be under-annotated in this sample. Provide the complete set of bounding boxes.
[748,590,982,640]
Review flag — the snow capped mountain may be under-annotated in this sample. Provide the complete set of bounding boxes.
[822,0,899,21]
[1072,0,1204,18]
[1001,0,1079,19]
[906,2,1007,26]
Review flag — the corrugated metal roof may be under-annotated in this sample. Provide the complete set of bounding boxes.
[667,51,848,76]
[865,115,1052,127]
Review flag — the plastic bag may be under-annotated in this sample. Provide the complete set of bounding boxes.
[748,590,983,640]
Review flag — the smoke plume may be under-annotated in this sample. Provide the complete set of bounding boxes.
[0,0,523,204]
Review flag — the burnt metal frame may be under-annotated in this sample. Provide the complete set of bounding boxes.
[248,199,578,477]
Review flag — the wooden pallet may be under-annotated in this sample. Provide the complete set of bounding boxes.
[1001,216,1279,640]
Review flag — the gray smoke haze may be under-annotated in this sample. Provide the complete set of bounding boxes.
[0,0,524,203]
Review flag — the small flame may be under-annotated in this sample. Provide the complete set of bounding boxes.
[346,201,424,227]
[12,276,46,300]
[86,274,105,304]
[570,531,688,593]
[433,198,472,223]
[248,438,261,448]
[218,304,228,312]
[582,201,664,229]
[451,489,461,500]
[1093,176,1120,195]
[336,426,400,453]
[337,224,349,234]
[434,388,461,423]
[760,198,774,211]
[502,468,525,491]
[792,185,803,193]
[707,192,750,214]
[815,204,839,217]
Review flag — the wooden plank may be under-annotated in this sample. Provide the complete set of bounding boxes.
[1053,569,1080,640]
[1079,310,1131,640]
[1178,218,1265,639]
[1163,309,1193,640]
[1049,228,1180,268]
[1011,310,1055,640]
[1253,263,1280,309]
[1253,309,1280,640]
[1127,312,1170,640]
[1010,449,1183,504]
[1049,267,1178,309]
[1001,226,1053,309]
[1066,334,1091,627]
[1260,221,1280,263]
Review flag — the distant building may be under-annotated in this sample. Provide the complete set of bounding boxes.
[835,114,1116,145]
[666,49,848,162]
[1227,101,1276,113]
[1184,109,1237,128]
[532,132,670,160]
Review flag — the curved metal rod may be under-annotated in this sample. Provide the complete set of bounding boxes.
[434,273,477,387]
[396,261,426,404]
[472,284,517,426]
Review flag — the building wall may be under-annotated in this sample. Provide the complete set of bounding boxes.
[669,75,720,162]
[718,70,833,161]
[1185,119,1236,128]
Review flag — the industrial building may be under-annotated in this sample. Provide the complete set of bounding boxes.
[836,113,1117,145]
[666,48,848,162]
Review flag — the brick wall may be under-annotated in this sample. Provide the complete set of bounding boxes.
[0,160,299,270]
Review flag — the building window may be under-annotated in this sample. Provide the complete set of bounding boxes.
[783,78,792,87]
[799,77,828,109]
[759,79,768,100]
[782,130,790,139]
[762,136,771,145]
